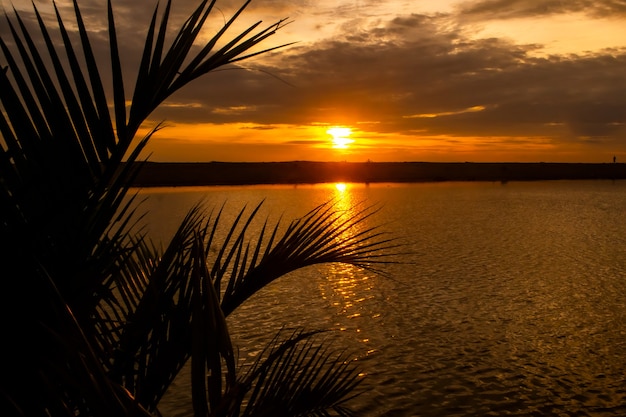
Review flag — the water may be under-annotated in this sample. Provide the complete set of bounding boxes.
[134,180,626,416]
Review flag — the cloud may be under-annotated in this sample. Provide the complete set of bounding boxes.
[284,139,326,145]
[404,105,487,119]
[456,0,626,20]
[4,0,626,159]
[148,10,626,147]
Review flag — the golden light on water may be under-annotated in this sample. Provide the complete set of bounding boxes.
[313,182,380,348]
[326,126,354,149]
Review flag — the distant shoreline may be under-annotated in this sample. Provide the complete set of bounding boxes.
[130,161,626,187]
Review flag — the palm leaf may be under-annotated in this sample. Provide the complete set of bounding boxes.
[50,5,105,164]
[125,0,293,135]
[103,208,207,409]
[220,201,398,315]
[39,276,153,417]
[70,0,117,152]
[0,1,398,416]
[236,329,364,417]
[191,232,237,414]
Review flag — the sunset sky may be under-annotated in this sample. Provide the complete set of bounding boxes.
[6,0,626,162]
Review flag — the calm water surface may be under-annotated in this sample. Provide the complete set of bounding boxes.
[137,180,626,416]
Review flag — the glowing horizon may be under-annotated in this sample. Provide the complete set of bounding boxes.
[64,0,626,164]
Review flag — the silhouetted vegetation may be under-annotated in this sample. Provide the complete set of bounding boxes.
[131,161,626,186]
[0,1,395,415]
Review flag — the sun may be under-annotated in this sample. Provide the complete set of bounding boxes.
[334,182,347,192]
[326,127,354,149]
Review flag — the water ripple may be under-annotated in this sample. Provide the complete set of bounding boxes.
[150,181,626,416]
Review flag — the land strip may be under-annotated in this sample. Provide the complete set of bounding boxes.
[131,161,626,187]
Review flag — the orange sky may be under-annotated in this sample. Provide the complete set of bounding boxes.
[5,0,626,162]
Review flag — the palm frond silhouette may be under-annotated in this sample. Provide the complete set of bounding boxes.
[0,1,396,415]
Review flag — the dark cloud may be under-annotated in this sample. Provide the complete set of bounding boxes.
[3,0,626,160]
[143,11,626,148]
[457,0,626,20]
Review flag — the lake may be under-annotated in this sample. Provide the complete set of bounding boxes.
[135,180,626,416]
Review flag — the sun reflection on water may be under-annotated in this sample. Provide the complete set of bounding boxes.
[319,264,381,356]
[316,183,382,354]
[319,263,380,351]
[330,182,356,214]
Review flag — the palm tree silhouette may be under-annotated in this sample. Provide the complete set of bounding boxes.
[0,1,395,415]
